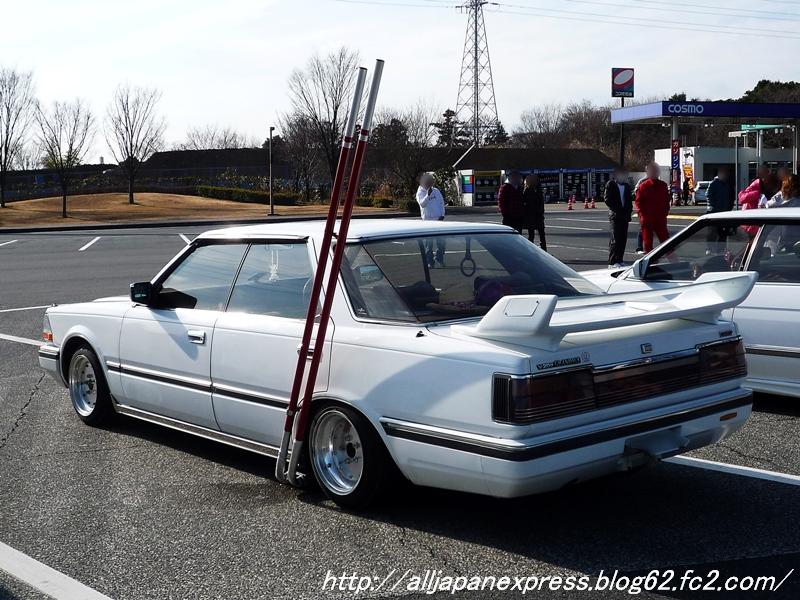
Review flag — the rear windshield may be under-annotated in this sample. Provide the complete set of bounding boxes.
[340,232,602,323]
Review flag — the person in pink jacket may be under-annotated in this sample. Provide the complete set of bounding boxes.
[738,179,763,238]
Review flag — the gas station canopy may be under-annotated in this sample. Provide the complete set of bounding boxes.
[611,101,800,125]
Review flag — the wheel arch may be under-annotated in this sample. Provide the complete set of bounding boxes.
[309,394,403,473]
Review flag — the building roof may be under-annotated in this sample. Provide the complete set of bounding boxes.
[440,147,617,171]
[143,148,288,170]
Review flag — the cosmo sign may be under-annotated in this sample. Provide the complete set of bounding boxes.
[667,103,705,115]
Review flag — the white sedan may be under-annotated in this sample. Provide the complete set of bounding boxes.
[583,208,800,399]
[40,220,755,508]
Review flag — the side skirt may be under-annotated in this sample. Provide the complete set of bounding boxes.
[113,402,280,459]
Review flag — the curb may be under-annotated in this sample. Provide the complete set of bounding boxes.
[0,211,409,235]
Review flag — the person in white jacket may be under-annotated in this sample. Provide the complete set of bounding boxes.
[415,173,446,267]
[416,173,445,220]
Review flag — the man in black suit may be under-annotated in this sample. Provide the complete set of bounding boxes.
[604,167,633,267]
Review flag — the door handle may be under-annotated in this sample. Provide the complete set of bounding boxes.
[296,344,316,359]
[187,330,206,344]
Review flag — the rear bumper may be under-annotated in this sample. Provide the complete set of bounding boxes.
[381,388,752,498]
[38,345,64,386]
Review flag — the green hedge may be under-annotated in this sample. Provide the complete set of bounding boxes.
[196,185,299,205]
[372,198,393,208]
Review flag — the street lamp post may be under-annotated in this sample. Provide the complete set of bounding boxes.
[269,126,275,216]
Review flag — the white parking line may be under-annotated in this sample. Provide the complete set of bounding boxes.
[547,225,604,232]
[0,305,50,313]
[179,233,191,245]
[0,239,18,247]
[0,333,41,347]
[0,540,112,600]
[666,456,800,487]
[78,236,101,252]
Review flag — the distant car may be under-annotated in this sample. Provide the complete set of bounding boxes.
[693,181,711,205]
[39,220,754,508]
[582,208,800,399]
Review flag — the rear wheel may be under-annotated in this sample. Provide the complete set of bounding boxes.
[68,346,113,426]
[309,404,391,510]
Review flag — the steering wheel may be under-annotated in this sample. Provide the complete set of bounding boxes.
[460,236,477,277]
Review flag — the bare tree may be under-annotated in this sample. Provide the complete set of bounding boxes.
[278,112,320,201]
[371,102,438,196]
[0,68,36,208]
[287,47,361,184]
[11,141,41,170]
[36,99,94,218]
[515,104,564,147]
[105,84,166,204]
[177,124,257,150]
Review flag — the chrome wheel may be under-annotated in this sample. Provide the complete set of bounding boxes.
[311,409,364,495]
[69,353,98,417]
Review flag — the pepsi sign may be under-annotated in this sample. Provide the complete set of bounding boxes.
[612,68,634,98]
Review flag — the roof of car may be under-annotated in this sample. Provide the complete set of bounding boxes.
[197,218,513,242]
[702,208,800,221]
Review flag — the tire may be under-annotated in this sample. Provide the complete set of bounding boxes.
[308,404,393,510]
[67,346,114,426]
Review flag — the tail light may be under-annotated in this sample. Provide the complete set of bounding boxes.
[698,339,747,383]
[493,369,595,424]
[42,314,53,343]
[493,338,746,425]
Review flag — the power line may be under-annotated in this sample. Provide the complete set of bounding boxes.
[495,3,800,38]
[613,0,800,22]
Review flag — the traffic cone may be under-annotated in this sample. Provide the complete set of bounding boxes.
[590,196,596,209]
[567,195,574,210]
[583,197,590,209]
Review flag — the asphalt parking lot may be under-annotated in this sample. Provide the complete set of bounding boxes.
[1,210,799,600]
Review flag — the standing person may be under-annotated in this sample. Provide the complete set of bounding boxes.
[738,176,764,239]
[764,166,790,207]
[635,162,671,253]
[682,178,691,205]
[705,168,732,252]
[522,174,547,251]
[706,168,732,214]
[604,167,633,267]
[497,170,524,233]
[633,174,647,254]
[415,173,446,267]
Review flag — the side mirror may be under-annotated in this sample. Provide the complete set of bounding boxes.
[130,282,154,306]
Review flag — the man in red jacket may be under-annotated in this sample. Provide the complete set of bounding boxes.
[635,162,671,253]
[497,170,524,233]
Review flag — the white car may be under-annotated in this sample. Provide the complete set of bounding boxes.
[39,220,755,508]
[582,208,800,399]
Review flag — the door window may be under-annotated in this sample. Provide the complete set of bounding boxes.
[748,224,800,283]
[227,242,313,318]
[644,222,757,281]
[156,243,247,310]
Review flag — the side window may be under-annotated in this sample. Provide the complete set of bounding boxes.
[644,222,756,281]
[156,244,247,310]
[227,243,313,318]
[748,224,800,283]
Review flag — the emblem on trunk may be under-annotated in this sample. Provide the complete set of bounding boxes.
[640,343,653,354]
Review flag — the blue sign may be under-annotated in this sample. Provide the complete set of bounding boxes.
[611,101,800,124]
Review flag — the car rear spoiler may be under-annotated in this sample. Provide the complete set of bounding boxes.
[451,272,757,350]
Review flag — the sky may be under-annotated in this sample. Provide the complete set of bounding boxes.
[1,0,798,162]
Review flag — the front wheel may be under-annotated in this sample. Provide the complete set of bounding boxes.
[68,346,113,426]
[308,404,392,510]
